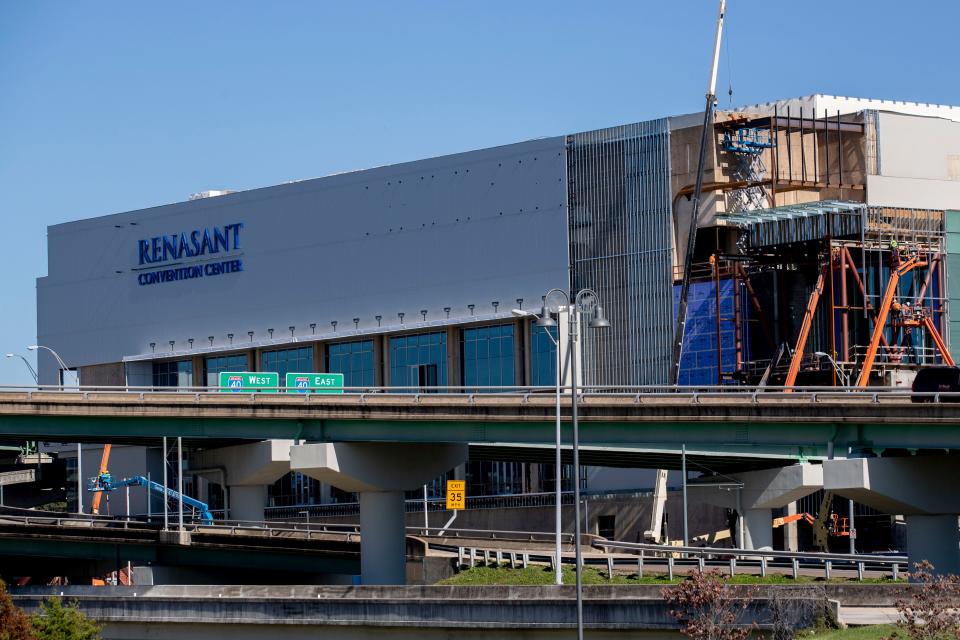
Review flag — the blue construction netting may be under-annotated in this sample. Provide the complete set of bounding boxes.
[672,279,745,385]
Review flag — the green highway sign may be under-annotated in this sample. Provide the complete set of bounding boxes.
[218,371,279,393]
[285,372,344,394]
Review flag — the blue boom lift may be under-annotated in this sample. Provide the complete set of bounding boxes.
[88,472,214,524]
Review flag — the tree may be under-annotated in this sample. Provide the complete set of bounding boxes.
[0,579,35,640]
[663,570,756,640]
[29,599,100,640]
[890,561,960,640]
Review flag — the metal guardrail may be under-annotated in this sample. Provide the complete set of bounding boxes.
[3,383,956,405]
[409,525,576,544]
[267,491,580,519]
[0,511,573,546]
[593,540,907,582]
[444,537,907,582]
[0,513,362,542]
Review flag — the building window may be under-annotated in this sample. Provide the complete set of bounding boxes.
[268,471,322,507]
[152,359,193,389]
[65,457,78,512]
[530,323,558,387]
[204,353,249,387]
[597,514,616,539]
[327,340,375,388]
[466,460,525,496]
[461,324,515,390]
[261,346,314,379]
[389,332,446,389]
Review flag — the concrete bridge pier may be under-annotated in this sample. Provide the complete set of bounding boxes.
[824,454,960,575]
[291,442,468,585]
[697,464,824,551]
[192,440,293,522]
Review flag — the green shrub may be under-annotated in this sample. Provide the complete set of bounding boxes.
[30,599,100,640]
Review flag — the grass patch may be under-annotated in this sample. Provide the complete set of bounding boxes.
[438,563,905,586]
[800,624,896,640]
[438,565,680,585]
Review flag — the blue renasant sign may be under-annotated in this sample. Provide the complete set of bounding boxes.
[135,222,244,287]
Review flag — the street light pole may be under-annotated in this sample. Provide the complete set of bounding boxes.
[26,345,71,386]
[514,293,564,586]
[5,354,38,384]
[566,288,610,640]
[568,306,584,639]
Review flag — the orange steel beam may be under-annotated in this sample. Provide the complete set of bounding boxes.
[842,247,891,350]
[855,256,924,387]
[91,443,112,514]
[923,315,955,366]
[785,262,830,390]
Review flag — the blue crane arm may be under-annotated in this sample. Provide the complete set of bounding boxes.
[95,474,213,523]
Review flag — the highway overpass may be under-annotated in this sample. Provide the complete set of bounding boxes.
[4,387,960,584]
[2,388,959,455]
[0,513,360,583]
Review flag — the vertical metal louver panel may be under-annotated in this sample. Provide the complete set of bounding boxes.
[566,119,673,386]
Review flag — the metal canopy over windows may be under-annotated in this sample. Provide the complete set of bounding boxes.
[716,200,865,249]
[567,118,674,385]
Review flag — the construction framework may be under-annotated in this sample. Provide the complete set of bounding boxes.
[671,108,951,387]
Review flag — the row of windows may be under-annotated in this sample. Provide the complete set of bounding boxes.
[153,360,192,388]
[152,323,558,389]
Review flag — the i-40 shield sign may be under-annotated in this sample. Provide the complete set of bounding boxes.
[284,373,344,394]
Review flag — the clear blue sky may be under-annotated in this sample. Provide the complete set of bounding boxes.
[1,0,957,384]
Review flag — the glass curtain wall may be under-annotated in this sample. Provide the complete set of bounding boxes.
[261,346,314,379]
[461,324,515,390]
[152,360,193,389]
[530,324,559,387]
[327,340,375,388]
[204,354,249,387]
[389,332,446,389]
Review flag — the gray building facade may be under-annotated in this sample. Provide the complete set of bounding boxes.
[38,119,682,389]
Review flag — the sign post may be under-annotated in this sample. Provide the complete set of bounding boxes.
[218,371,279,393]
[285,373,344,394]
[445,480,465,511]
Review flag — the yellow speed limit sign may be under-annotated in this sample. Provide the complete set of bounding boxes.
[446,480,465,510]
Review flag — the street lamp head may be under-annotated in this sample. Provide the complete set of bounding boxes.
[5,353,14,358]
[26,345,38,351]
[536,305,557,327]
[588,305,611,329]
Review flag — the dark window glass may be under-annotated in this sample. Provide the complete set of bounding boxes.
[203,353,249,387]
[531,323,559,386]
[261,346,314,380]
[389,332,446,389]
[267,471,323,507]
[327,340,375,388]
[461,324,515,390]
[152,359,193,389]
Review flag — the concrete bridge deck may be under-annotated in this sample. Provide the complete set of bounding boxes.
[1,388,958,454]
[0,514,360,580]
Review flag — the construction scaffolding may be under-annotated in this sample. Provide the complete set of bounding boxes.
[703,203,949,386]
